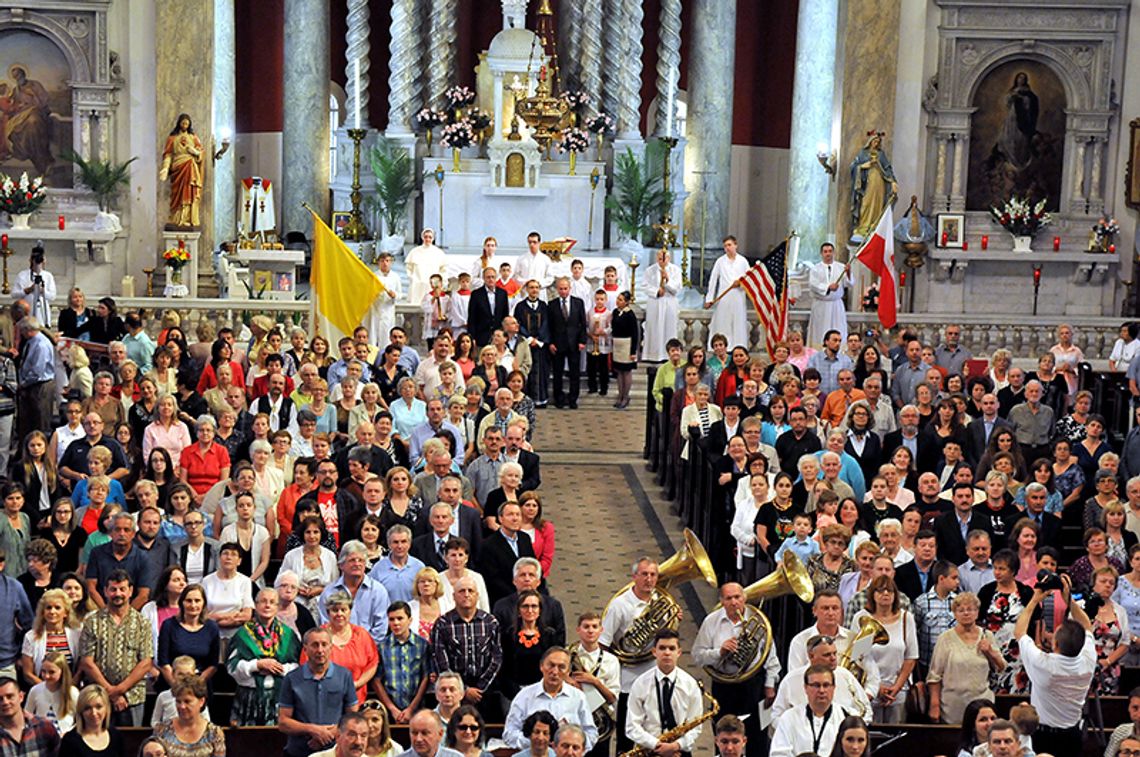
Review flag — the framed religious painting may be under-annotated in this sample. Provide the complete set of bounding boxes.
[937,213,965,248]
[332,211,352,238]
[1127,118,1140,209]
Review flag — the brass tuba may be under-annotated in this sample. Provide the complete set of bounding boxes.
[606,529,717,665]
[704,551,816,683]
[838,615,890,685]
[567,642,615,742]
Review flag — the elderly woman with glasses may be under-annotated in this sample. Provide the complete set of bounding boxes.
[226,586,301,726]
[926,592,1005,724]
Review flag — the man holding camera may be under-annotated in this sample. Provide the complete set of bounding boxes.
[1012,572,1097,757]
[14,244,55,326]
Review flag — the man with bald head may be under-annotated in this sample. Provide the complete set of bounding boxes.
[692,582,780,754]
[399,710,464,757]
[430,575,503,719]
[1009,380,1054,463]
[967,392,1012,463]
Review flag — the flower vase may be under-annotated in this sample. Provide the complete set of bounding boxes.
[164,266,189,298]
[8,213,30,230]
[596,134,605,161]
[1011,235,1033,253]
[569,152,577,176]
[425,129,433,153]
[452,148,461,173]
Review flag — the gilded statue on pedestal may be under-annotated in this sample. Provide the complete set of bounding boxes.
[849,131,898,244]
[158,113,204,229]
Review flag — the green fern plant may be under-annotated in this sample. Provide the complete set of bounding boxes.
[604,144,673,244]
[61,150,136,212]
[368,138,416,236]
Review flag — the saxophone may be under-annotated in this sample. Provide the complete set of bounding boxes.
[617,682,719,757]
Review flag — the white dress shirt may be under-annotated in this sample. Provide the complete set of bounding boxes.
[1019,632,1097,728]
[787,623,881,698]
[514,250,553,288]
[771,664,871,723]
[599,587,654,691]
[690,607,782,684]
[569,644,620,715]
[625,666,704,752]
[502,681,597,749]
[769,704,843,757]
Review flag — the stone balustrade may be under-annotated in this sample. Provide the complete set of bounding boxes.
[117,297,1126,362]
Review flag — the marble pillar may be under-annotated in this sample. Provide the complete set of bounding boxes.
[684,0,735,259]
[653,0,681,138]
[213,0,236,246]
[282,0,330,236]
[427,0,457,111]
[386,0,422,135]
[579,0,604,119]
[155,0,215,249]
[559,0,583,92]
[601,0,624,123]
[345,0,371,129]
[837,0,901,248]
[615,0,644,140]
[785,0,838,264]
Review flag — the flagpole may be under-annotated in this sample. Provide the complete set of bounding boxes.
[707,279,740,307]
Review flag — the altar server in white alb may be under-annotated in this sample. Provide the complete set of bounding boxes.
[405,227,447,305]
[807,242,851,348]
[366,250,402,344]
[643,248,682,362]
[703,235,751,350]
[515,231,554,289]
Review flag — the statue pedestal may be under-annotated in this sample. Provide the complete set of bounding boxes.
[235,247,305,300]
[161,231,201,297]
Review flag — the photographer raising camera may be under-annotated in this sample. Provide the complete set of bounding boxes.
[14,243,56,327]
[1013,571,1098,757]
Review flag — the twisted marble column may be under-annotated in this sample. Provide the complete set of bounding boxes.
[559,0,583,92]
[386,0,422,134]
[426,0,458,111]
[615,0,643,139]
[785,0,838,262]
[579,0,604,118]
[282,0,330,235]
[653,0,681,137]
[601,0,624,121]
[684,0,735,256]
[213,0,236,244]
[345,0,371,128]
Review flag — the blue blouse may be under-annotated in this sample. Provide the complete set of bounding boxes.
[1113,575,1140,635]
[391,398,428,441]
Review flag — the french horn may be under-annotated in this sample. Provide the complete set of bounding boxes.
[839,615,890,685]
[604,528,717,665]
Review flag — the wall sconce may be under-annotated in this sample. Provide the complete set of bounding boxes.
[213,127,232,162]
[816,143,837,180]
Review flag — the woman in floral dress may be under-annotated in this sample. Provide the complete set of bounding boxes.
[976,550,1034,694]
[1089,566,1130,695]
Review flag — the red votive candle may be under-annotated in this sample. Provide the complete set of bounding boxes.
[1033,268,1042,285]
[941,232,948,247]
[58,215,65,231]
[981,235,989,250]
[0,234,7,249]
[1053,236,1060,251]
[899,271,906,287]
[962,241,969,251]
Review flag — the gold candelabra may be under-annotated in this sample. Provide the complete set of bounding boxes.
[343,128,370,241]
[681,233,691,287]
[0,236,10,295]
[514,0,571,150]
[629,256,639,303]
[142,267,156,297]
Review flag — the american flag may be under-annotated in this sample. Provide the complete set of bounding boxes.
[738,240,788,357]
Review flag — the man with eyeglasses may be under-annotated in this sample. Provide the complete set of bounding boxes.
[1116,736,1140,757]
[502,647,596,750]
[771,635,871,724]
[769,665,844,757]
[59,412,129,484]
[1107,688,1140,757]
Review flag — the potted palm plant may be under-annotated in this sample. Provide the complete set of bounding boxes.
[62,150,136,232]
[368,137,416,257]
[605,145,672,257]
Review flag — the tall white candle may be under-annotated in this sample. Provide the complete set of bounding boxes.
[353,58,361,129]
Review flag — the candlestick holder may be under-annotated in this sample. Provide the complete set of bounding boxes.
[628,256,639,303]
[681,233,691,288]
[343,128,371,242]
[1032,265,1042,316]
[432,164,446,247]
[142,267,156,297]
[0,240,10,295]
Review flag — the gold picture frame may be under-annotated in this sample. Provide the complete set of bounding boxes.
[1127,118,1140,209]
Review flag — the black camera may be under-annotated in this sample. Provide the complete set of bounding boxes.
[32,274,43,286]
[1086,593,1106,617]
[1036,569,1063,591]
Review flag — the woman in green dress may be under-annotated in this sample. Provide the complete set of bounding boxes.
[225,586,300,725]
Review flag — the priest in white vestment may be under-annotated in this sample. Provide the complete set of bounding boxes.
[366,250,403,343]
[703,236,751,350]
[405,228,447,305]
[643,249,682,362]
[808,242,851,348]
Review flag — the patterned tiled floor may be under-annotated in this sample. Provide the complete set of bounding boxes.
[531,377,718,756]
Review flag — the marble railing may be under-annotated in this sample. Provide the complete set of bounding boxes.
[118,297,1125,361]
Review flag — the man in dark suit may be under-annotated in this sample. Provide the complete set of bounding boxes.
[478,501,536,606]
[298,458,362,548]
[894,530,938,601]
[333,421,394,480]
[503,423,541,493]
[1020,482,1063,549]
[883,405,937,474]
[514,279,552,407]
[966,393,1013,464]
[491,556,567,645]
[547,277,589,409]
[411,501,455,572]
[413,474,483,559]
[468,267,510,347]
[933,482,981,565]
